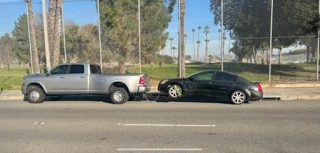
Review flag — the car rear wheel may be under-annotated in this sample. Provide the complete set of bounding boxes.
[27,86,45,103]
[230,90,246,105]
[110,87,129,104]
[167,84,183,99]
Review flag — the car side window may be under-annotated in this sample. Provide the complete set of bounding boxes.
[214,72,237,82]
[51,65,68,75]
[194,72,214,81]
[70,65,84,74]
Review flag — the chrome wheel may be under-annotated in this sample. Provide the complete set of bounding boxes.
[30,91,40,101]
[231,90,246,104]
[168,85,182,98]
[113,91,124,102]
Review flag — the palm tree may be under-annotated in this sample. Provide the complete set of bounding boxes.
[26,0,40,73]
[172,46,177,59]
[49,0,62,66]
[184,34,187,49]
[192,28,196,61]
[180,0,186,77]
[204,26,210,63]
[197,26,201,61]
[197,40,201,61]
[169,38,174,58]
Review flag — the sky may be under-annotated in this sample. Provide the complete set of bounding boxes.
[0,0,229,60]
[0,0,300,60]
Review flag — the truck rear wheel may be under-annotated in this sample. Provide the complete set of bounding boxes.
[27,86,45,103]
[110,87,129,104]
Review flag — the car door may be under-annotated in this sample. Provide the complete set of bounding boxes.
[43,64,68,94]
[188,71,215,96]
[65,64,88,94]
[211,72,237,98]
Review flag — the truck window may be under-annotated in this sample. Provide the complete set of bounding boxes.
[70,65,84,74]
[51,65,68,75]
[90,64,101,74]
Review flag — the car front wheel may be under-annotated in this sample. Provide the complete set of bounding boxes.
[230,90,246,105]
[167,84,183,99]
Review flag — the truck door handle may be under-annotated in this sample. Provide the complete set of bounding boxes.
[80,76,85,78]
[60,77,64,79]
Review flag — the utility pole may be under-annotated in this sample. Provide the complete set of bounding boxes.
[178,0,181,77]
[42,0,51,71]
[269,0,274,83]
[317,0,320,81]
[221,0,224,71]
[97,0,103,72]
[138,0,141,73]
[61,0,67,63]
[26,3,33,74]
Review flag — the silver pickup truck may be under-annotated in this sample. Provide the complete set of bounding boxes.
[21,63,151,104]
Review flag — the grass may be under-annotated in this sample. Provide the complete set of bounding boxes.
[0,63,318,90]
[0,68,30,90]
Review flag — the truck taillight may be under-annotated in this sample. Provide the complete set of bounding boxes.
[139,76,145,85]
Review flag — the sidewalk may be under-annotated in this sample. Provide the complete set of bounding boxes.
[1,85,320,101]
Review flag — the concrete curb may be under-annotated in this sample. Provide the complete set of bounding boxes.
[261,83,320,88]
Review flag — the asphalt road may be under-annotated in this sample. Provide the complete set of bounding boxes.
[0,99,319,153]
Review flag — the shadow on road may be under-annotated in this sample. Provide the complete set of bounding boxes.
[28,93,242,105]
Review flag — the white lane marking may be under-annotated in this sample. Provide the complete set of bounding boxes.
[117,148,202,151]
[34,122,45,125]
[118,123,215,127]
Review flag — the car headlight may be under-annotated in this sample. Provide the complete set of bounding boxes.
[160,80,168,84]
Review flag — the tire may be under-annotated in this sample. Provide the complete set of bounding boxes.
[230,90,246,105]
[167,84,183,99]
[27,86,45,103]
[110,87,129,104]
[49,96,62,101]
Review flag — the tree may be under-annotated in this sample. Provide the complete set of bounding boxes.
[171,46,177,59]
[191,28,196,61]
[204,26,210,63]
[196,40,201,62]
[0,33,12,70]
[26,0,40,73]
[197,26,202,61]
[12,14,30,63]
[98,0,177,73]
[48,0,62,67]
[169,38,174,57]
[179,0,186,77]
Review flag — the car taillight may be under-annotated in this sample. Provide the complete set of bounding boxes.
[139,76,145,85]
[256,83,262,91]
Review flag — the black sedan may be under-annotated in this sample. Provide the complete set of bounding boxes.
[158,70,263,105]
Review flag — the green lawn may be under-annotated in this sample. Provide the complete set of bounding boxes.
[0,63,318,90]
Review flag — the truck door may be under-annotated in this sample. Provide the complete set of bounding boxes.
[43,64,68,94]
[65,64,89,94]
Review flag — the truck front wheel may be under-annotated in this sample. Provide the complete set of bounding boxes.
[110,87,129,104]
[27,86,45,103]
